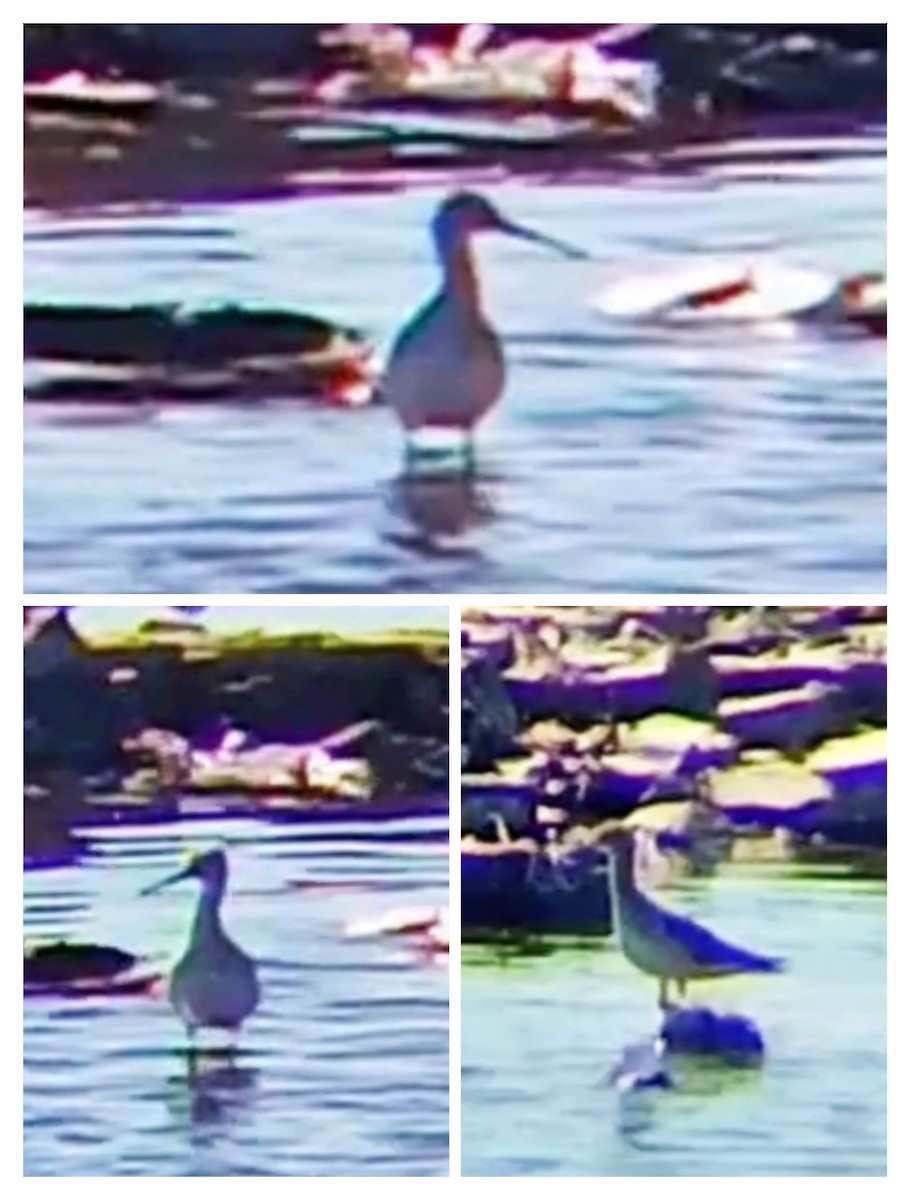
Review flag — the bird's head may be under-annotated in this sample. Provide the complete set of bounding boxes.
[141,847,228,898]
[432,191,588,259]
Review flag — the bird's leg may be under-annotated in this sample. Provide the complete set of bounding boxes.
[659,978,670,1012]
[224,1028,239,1064]
[185,1029,199,1078]
[463,437,478,477]
[676,979,688,1006]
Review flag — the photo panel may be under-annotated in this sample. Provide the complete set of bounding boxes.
[24,603,451,1177]
[460,602,886,1177]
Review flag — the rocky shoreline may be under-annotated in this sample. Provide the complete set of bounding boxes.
[462,605,886,939]
[24,25,885,211]
[25,26,886,103]
[25,610,449,860]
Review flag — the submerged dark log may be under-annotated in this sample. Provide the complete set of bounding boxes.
[25,304,175,365]
[24,303,375,403]
[24,303,366,368]
[24,942,139,986]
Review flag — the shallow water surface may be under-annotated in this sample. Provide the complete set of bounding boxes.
[24,134,885,592]
[24,814,448,1176]
[461,867,886,1177]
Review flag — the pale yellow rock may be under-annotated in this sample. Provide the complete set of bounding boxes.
[707,759,832,812]
[807,728,887,773]
[621,713,735,754]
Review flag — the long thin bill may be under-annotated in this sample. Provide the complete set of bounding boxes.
[140,866,190,897]
[500,219,589,260]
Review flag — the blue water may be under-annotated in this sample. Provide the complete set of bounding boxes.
[462,864,886,1177]
[24,814,449,1176]
[24,133,885,592]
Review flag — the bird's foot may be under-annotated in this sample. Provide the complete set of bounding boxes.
[404,428,476,477]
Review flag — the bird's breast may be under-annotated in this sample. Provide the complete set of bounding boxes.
[170,942,259,1028]
[384,301,506,430]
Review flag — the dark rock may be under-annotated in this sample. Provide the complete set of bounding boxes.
[665,642,719,720]
[24,24,331,82]
[25,615,129,776]
[462,790,541,842]
[358,724,448,797]
[24,770,97,864]
[714,34,885,115]
[660,1005,766,1066]
[462,843,613,937]
[796,784,887,850]
[462,656,520,771]
[25,942,138,986]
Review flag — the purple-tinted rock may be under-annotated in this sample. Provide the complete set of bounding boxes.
[661,1006,766,1066]
[462,843,612,937]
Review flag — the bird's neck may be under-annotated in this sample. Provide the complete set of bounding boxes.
[190,882,226,948]
[608,840,637,900]
[439,238,483,313]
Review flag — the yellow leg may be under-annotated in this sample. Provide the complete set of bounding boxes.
[185,1030,199,1078]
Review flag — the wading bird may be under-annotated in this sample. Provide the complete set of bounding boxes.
[604,829,782,1010]
[382,191,586,462]
[142,848,259,1048]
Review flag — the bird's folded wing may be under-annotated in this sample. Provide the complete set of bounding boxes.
[652,905,776,972]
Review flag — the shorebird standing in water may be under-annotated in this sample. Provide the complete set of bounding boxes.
[382,191,586,465]
[142,848,259,1049]
[604,829,783,1011]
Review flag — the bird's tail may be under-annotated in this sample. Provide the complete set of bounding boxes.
[743,951,785,974]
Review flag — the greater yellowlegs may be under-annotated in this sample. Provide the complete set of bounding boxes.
[142,848,260,1045]
[604,829,782,1010]
[382,191,585,456]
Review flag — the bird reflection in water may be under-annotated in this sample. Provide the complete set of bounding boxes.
[612,1053,759,1145]
[167,1048,258,1129]
[386,468,496,550]
[615,1087,662,1144]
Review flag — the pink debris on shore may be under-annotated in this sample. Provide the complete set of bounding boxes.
[345,905,449,956]
[312,23,660,123]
